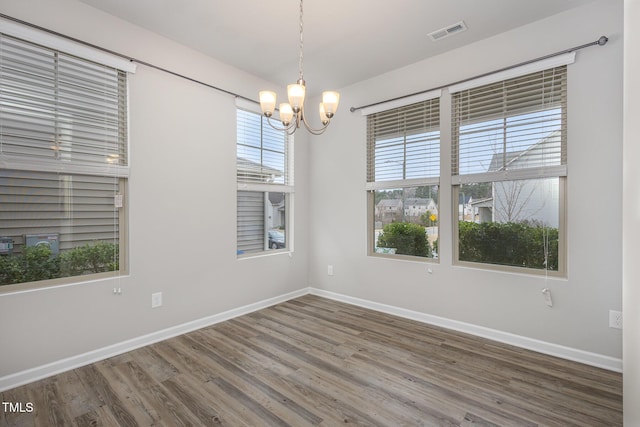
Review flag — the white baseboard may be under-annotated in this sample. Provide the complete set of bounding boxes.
[0,288,308,392]
[1,285,621,392]
[309,288,623,373]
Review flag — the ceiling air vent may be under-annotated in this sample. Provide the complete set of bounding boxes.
[428,21,468,41]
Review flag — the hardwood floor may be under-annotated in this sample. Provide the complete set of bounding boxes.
[1,295,622,426]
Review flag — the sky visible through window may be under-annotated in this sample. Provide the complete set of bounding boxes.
[374,130,440,181]
[458,108,562,175]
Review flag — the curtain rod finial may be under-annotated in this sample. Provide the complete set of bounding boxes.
[598,36,608,46]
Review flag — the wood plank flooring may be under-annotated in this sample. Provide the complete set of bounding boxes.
[1,295,623,426]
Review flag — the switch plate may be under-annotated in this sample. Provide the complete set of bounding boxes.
[327,265,334,276]
[609,310,622,329]
[151,292,162,308]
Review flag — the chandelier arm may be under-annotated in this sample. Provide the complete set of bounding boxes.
[299,108,330,135]
[264,115,297,133]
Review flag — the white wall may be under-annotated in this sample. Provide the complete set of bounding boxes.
[624,0,640,423]
[0,0,310,379]
[309,0,624,362]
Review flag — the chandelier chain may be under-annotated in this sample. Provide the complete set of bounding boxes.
[298,0,304,81]
[258,0,339,135]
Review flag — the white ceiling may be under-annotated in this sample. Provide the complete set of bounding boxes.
[78,0,594,92]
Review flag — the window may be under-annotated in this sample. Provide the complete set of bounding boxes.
[0,32,131,289]
[366,97,440,259]
[236,109,293,256]
[451,65,567,274]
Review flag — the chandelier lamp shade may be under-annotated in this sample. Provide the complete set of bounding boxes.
[259,0,340,135]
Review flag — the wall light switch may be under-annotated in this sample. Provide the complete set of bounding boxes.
[327,265,334,276]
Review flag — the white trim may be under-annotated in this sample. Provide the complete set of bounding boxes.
[0,18,136,73]
[0,286,622,392]
[237,182,294,193]
[366,177,440,191]
[452,165,567,185]
[449,52,575,94]
[0,155,130,178]
[0,288,308,392]
[360,89,442,116]
[308,288,623,373]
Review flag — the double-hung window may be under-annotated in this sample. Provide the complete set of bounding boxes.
[366,95,440,259]
[236,108,293,256]
[0,28,134,289]
[451,60,569,274]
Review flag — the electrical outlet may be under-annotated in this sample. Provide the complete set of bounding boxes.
[609,310,622,329]
[541,288,553,307]
[151,292,162,308]
[327,265,334,276]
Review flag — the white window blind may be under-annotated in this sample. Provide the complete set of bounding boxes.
[237,109,292,191]
[0,33,129,178]
[451,66,567,184]
[366,98,440,190]
[0,30,130,287]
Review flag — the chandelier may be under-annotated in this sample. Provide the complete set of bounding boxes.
[258,0,340,135]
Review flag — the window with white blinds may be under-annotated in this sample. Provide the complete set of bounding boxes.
[237,109,292,189]
[236,109,292,256]
[451,65,567,274]
[451,66,567,183]
[367,98,440,189]
[366,98,440,260]
[0,33,129,177]
[0,31,130,288]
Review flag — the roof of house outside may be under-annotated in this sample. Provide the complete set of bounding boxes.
[376,199,403,208]
[488,130,561,172]
[237,157,283,182]
[404,198,435,207]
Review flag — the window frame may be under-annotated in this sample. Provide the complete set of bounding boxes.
[450,64,569,276]
[0,24,133,292]
[236,105,294,258]
[365,95,441,262]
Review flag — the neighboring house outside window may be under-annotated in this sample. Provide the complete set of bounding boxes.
[366,96,440,259]
[0,30,134,290]
[236,108,293,256]
[451,64,568,275]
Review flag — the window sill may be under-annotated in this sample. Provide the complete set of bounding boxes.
[453,260,567,280]
[0,272,131,296]
[237,250,293,261]
[368,252,439,264]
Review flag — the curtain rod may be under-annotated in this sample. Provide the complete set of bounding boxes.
[0,13,258,106]
[349,35,609,113]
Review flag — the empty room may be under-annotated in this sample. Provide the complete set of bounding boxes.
[1,0,639,425]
